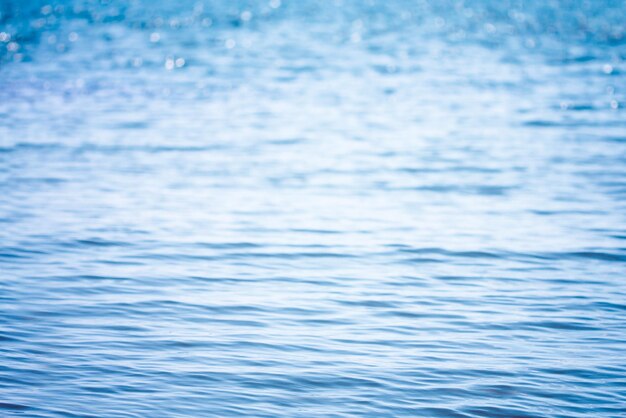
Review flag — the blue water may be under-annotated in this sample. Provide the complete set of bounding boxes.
[1,1,626,416]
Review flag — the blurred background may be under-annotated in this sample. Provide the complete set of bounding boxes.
[1,1,625,417]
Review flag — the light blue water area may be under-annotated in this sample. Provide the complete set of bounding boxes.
[1,0,626,416]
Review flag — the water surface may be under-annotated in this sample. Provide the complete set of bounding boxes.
[1,1,626,416]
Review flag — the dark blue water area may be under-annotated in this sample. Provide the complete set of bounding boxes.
[1,1,626,417]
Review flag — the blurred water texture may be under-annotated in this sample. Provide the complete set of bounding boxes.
[1,0,626,417]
